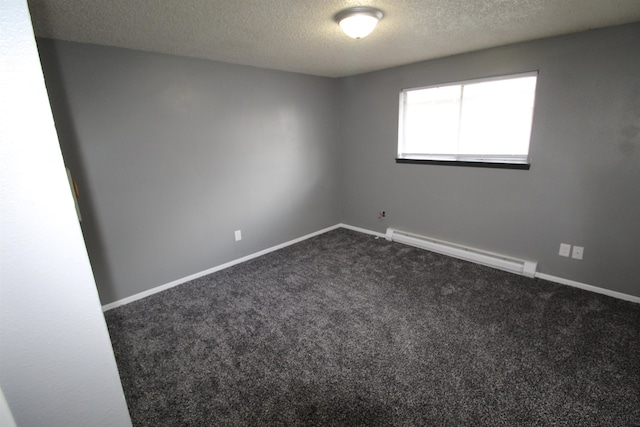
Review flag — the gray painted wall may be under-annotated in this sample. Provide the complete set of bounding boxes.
[38,39,341,304]
[339,23,640,297]
[38,24,639,304]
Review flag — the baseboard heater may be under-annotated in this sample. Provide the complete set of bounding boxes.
[385,228,537,278]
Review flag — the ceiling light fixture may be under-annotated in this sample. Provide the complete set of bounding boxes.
[335,7,384,39]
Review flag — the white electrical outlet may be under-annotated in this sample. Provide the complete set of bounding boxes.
[234,230,242,241]
[559,243,571,257]
[572,246,584,260]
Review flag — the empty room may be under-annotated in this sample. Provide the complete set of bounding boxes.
[1,0,639,425]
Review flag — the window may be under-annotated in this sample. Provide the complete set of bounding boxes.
[397,72,538,169]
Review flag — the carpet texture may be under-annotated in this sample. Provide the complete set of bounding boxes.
[105,229,640,426]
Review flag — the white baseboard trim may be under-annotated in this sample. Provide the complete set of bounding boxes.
[535,273,640,304]
[338,223,387,238]
[342,224,639,304]
[102,224,342,312]
[102,223,639,311]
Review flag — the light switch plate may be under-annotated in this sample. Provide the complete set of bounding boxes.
[559,243,571,257]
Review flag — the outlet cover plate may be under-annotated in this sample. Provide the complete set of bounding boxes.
[234,230,242,241]
[572,246,584,260]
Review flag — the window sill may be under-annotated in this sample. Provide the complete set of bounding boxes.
[395,158,530,170]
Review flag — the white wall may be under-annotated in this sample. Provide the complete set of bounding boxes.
[0,1,132,426]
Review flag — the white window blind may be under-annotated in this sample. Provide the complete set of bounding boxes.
[398,72,538,167]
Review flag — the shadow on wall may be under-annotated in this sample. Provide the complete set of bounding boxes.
[35,40,116,303]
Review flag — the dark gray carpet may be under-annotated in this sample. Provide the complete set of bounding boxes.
[105,228,640,426]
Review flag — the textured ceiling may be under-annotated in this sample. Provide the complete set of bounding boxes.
[27,0,640,77]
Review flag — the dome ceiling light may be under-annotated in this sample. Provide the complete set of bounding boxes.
[334,7,384,39]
